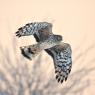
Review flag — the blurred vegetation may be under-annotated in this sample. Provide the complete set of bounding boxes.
[0,38,95,95]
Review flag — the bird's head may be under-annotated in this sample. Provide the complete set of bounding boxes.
[54,35,63,42]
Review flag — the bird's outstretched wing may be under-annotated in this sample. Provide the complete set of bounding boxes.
[19,35,62,60]
[16,22,52,42]
[45,43,72,83]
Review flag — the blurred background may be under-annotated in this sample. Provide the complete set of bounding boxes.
[0,0,95,95]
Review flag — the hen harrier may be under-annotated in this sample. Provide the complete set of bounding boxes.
[16,22,72,83]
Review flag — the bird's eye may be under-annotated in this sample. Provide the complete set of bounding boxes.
[58,36,62,41]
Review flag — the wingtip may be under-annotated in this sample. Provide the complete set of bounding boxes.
[15,31,21,37]
[20,47,32,60]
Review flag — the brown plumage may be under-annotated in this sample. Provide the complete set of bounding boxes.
[16,22,72,83]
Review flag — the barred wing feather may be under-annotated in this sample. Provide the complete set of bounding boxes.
[46,43,72,83]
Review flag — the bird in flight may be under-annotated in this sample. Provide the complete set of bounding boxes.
[15,22,72,83]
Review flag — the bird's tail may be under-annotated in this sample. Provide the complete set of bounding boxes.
[20,44,42,60]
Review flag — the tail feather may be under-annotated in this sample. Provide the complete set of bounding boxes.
[20,44,41,60]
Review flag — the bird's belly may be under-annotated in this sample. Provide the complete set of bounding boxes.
[39,41,58,50]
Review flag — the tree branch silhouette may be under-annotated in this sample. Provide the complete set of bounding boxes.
[0,39,95,95]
